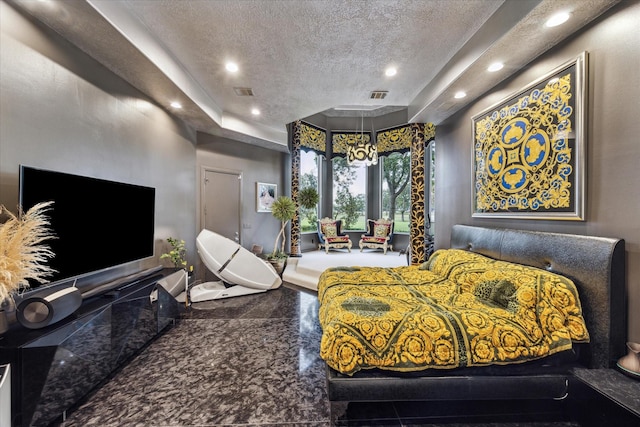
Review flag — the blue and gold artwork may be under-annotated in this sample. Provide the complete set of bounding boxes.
[472,55,585,219]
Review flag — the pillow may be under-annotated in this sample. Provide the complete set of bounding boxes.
[418,249,443,270]
[423,249,495,275]
[322,223,337,238]
[453,260,590,343]
[373,222,390,237]
[473,279,517,310]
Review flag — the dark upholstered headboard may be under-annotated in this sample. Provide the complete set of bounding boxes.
[450,225,626,369]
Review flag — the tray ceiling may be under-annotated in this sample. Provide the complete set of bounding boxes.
[10,0,619,151]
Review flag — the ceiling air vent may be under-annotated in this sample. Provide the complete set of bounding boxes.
[370,90,388,100]
[233,87,254,96]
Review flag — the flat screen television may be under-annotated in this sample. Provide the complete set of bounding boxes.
[19,165,155,289]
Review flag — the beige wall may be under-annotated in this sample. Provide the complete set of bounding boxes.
[435,2,640,342]
[0,1,198,282]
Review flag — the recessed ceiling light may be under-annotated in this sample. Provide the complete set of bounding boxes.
[170,101,182,109]
[545,12,570,27]
[487,62,504,72]
[385,67,397,77]
[225,62,239,73]
[454,91,467,99]
[251,108,260,116]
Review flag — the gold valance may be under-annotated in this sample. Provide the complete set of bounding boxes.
[376,125,412,154]
[376,123,436,155]
[293,121,435,158]
[331,132,371,158]
[424,122,436,142]
[299,121,326,154]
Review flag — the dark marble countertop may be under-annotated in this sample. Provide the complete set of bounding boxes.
[572,368,640,417]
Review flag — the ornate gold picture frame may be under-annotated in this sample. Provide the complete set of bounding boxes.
[472,52,587,220]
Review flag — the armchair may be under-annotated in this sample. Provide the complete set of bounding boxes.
[359,218,394,254]
[317,217,352,254]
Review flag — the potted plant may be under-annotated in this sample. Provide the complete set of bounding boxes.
[298,187,319,210]
[160,237,187,270]
[298,187,319,233]
[0,202,56,333]
[266,196,296,274]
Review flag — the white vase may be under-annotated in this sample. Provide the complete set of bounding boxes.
[617,342,640,379]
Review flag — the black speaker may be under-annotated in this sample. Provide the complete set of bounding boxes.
[17,287,82,329]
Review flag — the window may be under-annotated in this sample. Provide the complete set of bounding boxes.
[381,151,411,233]
[332,156,366,231]
[299,150,320,232]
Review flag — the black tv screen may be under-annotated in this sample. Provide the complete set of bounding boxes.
[19,166,155,287]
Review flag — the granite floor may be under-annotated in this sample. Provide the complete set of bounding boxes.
[55,283,580,427]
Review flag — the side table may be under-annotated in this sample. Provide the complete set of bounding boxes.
[569,368,640,426]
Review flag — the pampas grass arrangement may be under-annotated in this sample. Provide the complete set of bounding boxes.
[0,201,56,304]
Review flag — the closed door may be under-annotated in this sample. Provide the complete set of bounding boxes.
[202,168,242,244]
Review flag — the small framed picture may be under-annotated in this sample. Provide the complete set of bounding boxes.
[256,182,277,212]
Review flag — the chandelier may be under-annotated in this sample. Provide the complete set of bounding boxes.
[347,114,378,166]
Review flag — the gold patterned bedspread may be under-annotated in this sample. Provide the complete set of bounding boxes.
[318,250,589,375]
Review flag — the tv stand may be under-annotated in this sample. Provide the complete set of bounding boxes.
[81,265,164,298]
[0,269,181,427]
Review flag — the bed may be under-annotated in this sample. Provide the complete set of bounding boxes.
[320,224,626,402]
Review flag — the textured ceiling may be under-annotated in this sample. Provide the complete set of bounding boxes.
[10,0,619,151]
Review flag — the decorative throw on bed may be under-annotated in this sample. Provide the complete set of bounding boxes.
[318,249,589,375]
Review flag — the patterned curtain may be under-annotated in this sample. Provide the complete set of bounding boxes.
[410,123,436,265]
[290,121,327,256]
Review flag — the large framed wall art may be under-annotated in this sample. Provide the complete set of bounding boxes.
[472,52,588,220]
